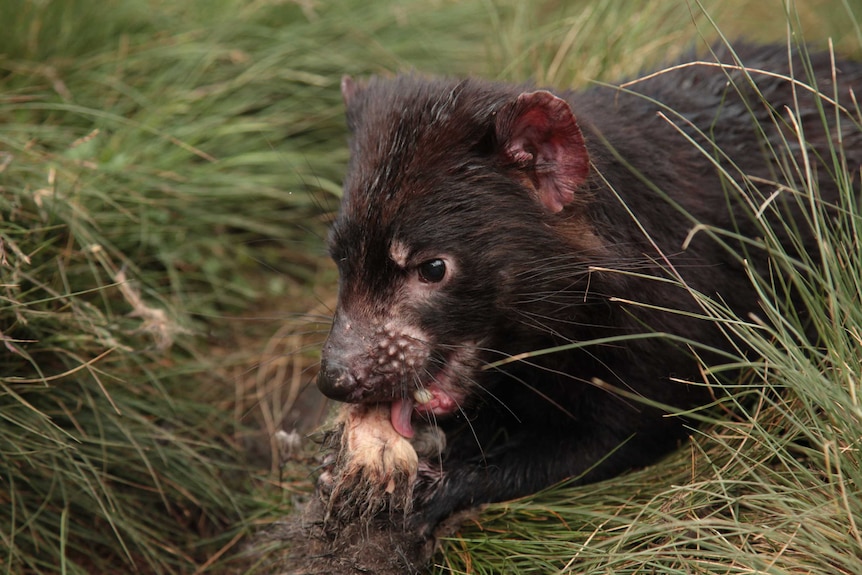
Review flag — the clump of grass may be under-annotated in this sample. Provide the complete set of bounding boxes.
[434,6,862,575]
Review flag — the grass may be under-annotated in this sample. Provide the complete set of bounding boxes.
[1,0,861,573]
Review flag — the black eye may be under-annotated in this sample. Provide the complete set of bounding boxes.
[417,258,446,283]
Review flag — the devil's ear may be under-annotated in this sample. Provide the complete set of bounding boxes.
[495,90,589,213]
[341,76,367,132]
[341,75,360,106]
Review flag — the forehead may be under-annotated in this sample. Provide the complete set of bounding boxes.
[332,79,480,243]
[343,79,478,207]
[329,76,530,266]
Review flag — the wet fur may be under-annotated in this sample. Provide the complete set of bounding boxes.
[271,45,862,573]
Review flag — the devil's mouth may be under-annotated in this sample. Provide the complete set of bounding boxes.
[389,355,464,439]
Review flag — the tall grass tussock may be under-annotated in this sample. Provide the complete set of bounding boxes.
[1,0,861,573]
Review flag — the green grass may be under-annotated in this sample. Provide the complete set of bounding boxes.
[2,0,862,573]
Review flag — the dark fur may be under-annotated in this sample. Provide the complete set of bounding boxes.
[315,43,862,559]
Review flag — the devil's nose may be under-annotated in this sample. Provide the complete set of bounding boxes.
[317,358,358,401]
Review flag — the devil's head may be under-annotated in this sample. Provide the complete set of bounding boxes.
[318,74,606,438]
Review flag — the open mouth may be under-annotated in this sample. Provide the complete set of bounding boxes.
[389,356,464,439]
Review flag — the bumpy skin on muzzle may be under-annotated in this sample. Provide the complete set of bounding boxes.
[317,303,439,407]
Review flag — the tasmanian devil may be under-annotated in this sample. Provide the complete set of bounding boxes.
[311,43,862,554]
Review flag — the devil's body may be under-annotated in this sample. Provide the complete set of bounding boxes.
[316,44,862,536]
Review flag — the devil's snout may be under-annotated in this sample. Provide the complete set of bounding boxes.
[317,313,427,403]
[318,316,363,400]
[317,352,358,401]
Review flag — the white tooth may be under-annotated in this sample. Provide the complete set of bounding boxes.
[413,388,434,405]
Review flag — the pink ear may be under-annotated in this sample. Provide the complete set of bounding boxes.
[495,90,589,213]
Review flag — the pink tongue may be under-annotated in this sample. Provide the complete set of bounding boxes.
[390,398,415,438]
